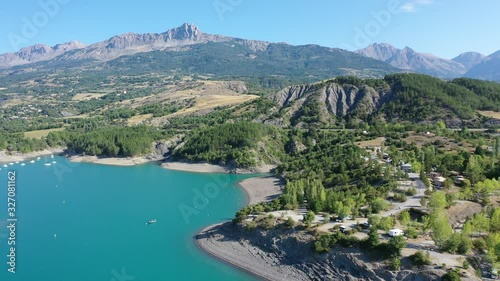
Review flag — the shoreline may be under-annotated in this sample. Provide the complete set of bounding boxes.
[67,154,162,166]
[194,173,285,281]
[194,223,275,281]
[194,222,309,281]
[161,161,276,175]
[238,176,283,206]
[0,148,65,163]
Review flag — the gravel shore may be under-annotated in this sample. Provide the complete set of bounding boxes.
[238,176,283,205]
[161,161,276,174]
[0,148,65,163]
[195,223,310,281]
[67,154,161,166]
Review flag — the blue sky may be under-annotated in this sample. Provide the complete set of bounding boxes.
[1,0,498,59]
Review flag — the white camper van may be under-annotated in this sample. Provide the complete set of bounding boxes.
[388,229,404,237]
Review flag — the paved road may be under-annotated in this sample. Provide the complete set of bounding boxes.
[382,172,426,217]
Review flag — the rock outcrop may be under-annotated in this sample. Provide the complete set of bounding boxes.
[268,81,392,127]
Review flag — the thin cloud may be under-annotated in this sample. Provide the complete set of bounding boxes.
[400,0,434,12]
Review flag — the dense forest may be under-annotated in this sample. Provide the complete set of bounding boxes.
[56,125,168,157]
[381,74,497,121]
[173,122,286,168]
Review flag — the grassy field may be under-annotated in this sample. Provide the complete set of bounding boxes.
[24,128,65,139]
[71,93,107,101]
[355,137,386,148]
[478,110,500,119]
[404,133,475,152]
[167,94,259,117]
[127,114,153,125]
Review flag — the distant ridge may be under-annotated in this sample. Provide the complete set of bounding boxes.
[0,23,271,67]
[0,41,86,67]
[356,43,467,78]
[0,23,401,81]
[465,51,500,82]
[452,52,486,69]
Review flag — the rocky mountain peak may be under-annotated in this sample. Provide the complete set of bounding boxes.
[357,43,468,78]
[19,44,52,55]
[452,52,486,68]
[356,43,399,61]
[54,41,87,51]
[164,23,202,41]
[489,50,500,59]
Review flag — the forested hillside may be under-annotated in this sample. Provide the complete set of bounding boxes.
[44,123,170,157]
[265,74,500,128]
[172,122,286,168]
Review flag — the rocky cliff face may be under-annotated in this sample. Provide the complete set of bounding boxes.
[269,81,392,127]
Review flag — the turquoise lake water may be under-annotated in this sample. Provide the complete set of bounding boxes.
[0,156,259,281]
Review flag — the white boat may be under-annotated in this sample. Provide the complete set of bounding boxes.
[44,163,52,166]
[50,154,54,158]
[15,161,19,164]
[52,161,56,164]
[2,164,7,168]
[9,163,14,165]
[146,219,157,225]
[20,163,25,166]
[30,160,35,164]
[37,157,41,161]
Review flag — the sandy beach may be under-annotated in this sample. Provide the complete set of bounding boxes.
[68,155,162,166]
[0,148,65,163]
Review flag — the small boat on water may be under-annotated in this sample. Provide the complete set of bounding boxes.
[2,164,7,168]
[37,157,41,161]
[15,161,19,164]
[52,161,57,164]
[44,163,52,166]
[20,163,25,166]
[9,163,14,165]
[30,160,35,164]
[50,154,54,158]
[146,219,157,225]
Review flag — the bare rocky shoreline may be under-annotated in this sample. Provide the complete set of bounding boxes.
[195,222,478,281]
[0,148,65,163]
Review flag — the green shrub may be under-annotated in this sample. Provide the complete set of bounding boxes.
[408,251,431,267]
[441,270,461,281]
[284,217,296,228]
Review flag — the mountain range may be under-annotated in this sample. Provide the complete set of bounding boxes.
[0,23,498,82]
[356,43,500,81]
